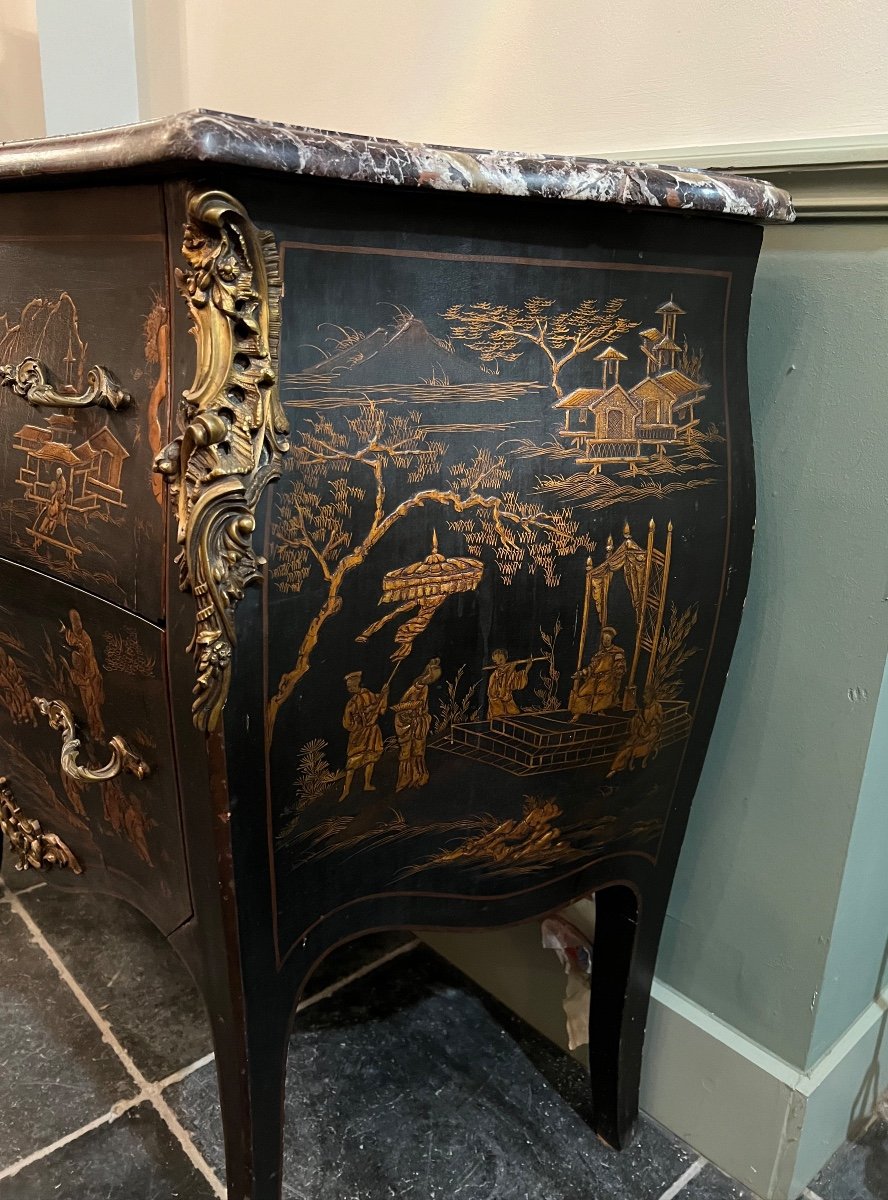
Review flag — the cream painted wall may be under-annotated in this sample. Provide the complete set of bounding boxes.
[37,0,139,136]
[129,0,888,154]
[0,0,44,141]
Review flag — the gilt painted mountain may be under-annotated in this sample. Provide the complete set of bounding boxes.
[299,315,496,385]
[285,307,544,407]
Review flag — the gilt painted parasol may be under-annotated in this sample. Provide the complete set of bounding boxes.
[358,532,484,662]
[380,531,483,603]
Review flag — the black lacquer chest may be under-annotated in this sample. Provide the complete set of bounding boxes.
[0,111,793,1199]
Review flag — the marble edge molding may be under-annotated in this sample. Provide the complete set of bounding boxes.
[0,109,794,223]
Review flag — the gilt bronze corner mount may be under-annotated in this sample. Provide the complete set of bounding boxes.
[154,189,290,732]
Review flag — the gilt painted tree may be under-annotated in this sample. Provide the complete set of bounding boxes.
[440,296,639,397]
[266,403,594,734]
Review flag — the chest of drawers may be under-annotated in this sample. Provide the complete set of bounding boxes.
[0,111,793,1199]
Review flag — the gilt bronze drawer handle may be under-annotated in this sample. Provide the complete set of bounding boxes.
[0,776,82,874]
[34,698,150,784]
[0,356,131,411]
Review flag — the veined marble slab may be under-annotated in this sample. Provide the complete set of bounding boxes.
[0,109,794,223]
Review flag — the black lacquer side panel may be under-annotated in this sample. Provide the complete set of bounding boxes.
[217,177,759,968]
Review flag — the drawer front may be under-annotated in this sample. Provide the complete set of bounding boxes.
[0,557,191,934]
[0,186,170,620]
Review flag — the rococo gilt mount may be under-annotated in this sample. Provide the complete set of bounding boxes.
[0,110,793,1199]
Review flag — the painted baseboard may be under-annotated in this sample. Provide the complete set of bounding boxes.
[602,135,888,219]
[643,979,888,1199]
[605,132,888,170]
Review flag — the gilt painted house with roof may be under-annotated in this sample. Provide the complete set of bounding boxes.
[554,299,708,468]
[14,413,129,516]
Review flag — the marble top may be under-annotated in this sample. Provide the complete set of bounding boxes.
[0,109,795,223]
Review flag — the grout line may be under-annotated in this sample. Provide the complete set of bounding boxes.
[0,874,47,897]
[148,1091,226,1194]
[2,891,226,1199]
[0,1096,144,1182]
[657,1156,706,1200]
[156,1052,217,1092]
[295,937,421,1014]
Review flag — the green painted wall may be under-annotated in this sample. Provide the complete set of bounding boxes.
[809,649,888,1063]
[655,222,888,1070]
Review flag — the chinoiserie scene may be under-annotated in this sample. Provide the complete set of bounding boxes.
[0,7,883,1200]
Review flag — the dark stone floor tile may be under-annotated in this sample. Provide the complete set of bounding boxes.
[17,887,213,1082]
[4,1102,219,1199]
[0,903,134,1169]
[0,867,47,892]
[680,1162,757,1198]
[811,1115,888,1200]
[168,947,696,1199]
[16,889,415,1084]
[300,929,416,999]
